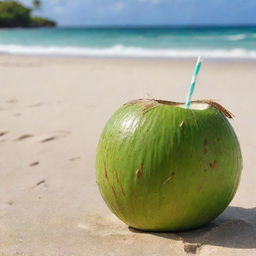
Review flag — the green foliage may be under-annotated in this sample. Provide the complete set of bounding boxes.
[30,16,56,27]
[0,1,56,27]
[0,1,31,27]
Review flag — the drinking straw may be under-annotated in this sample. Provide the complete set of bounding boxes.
[185,56,203,109]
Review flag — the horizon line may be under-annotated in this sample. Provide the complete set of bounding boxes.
[56,24,256,29]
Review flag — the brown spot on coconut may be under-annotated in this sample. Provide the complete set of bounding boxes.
[104,162,108,180]
[119,185,126,197]
[111,185,117,199]
[209,160,218,169]
[125,99,159,114]
[142,102,159,113]
[163,172,175,185]
[203,138,209,154]
[114,170,126,196]
[135,164,144,179]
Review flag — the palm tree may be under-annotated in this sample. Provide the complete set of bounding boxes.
[32,0,41,10]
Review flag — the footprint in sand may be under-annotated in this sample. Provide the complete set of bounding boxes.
[40,136,56,143]
[69,157,80,161]
[28,102,44,108]
[7,99,18,104]
[16,134,34,141]
[29,161,40,167]
[39,130,71,143]
[0,131,8,137]
[6,200,14,206]
[35,129,71,144]
[32,179,46,188]
[1,201,14,209]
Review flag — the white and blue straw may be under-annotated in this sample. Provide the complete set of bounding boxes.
[185,56,203,109]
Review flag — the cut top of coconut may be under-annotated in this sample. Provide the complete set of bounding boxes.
[176,102,209,110]
[125,99,233,119]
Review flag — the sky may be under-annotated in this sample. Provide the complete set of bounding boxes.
[20,0,256,26]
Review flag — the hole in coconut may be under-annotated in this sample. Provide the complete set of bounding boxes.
[176,103,209,110]
[154,100,209,110]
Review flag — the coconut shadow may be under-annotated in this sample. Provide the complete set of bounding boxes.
[129,206,256,250]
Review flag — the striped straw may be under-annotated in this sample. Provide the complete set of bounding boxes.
[185,56,203,109]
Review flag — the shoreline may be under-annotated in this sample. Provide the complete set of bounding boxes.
[1,53,256,63]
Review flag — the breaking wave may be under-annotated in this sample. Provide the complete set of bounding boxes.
[224,34,246,41]
[0,44,256,59]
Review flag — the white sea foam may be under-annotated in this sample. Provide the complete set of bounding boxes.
[224,34,246,41]
[0,44,256,59]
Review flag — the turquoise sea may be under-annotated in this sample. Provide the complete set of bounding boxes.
[0,26,256,59]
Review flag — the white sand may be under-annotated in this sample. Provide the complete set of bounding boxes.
[0,55,256,255]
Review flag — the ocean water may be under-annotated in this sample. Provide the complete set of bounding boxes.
[0,26,256,59]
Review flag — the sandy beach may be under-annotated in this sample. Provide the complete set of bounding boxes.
[1,55,256,255]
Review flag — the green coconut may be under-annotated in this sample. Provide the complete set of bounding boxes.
[95,99,242,231]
